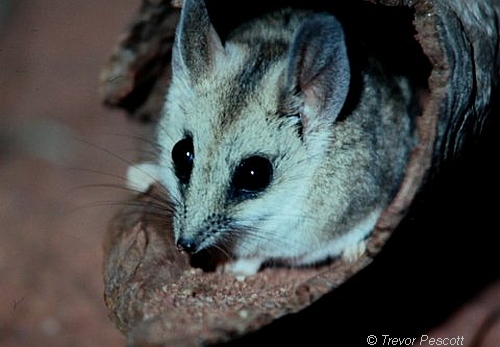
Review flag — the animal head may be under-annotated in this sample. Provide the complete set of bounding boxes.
[156,0,350,261]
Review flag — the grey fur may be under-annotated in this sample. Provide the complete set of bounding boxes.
[148,0,416,275]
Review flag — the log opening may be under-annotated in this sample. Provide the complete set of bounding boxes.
[100,0,498,345]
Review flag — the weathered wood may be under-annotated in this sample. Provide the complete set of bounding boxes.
[100,0,499,345]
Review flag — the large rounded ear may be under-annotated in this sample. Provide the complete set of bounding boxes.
[172,0,225,83]
[287,13,350,125]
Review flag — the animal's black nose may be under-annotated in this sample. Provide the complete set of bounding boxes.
[176,236,197,254]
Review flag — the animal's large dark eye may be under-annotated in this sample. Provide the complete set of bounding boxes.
[172,137,194,183]
[232,156,273,195]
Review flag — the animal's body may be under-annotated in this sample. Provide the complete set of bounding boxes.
[127,0,416,276]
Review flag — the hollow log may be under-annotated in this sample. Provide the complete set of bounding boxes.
[100,0,499,345]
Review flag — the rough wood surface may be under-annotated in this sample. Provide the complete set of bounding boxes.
[99,0,179,121]
[100,0,500,345]
[104,186,377,346]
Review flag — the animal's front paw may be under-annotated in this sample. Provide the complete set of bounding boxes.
[126,162,161,193]
[341,240,366,263]
[221,258,264,280]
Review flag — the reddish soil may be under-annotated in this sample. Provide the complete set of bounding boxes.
[0,1,142,346]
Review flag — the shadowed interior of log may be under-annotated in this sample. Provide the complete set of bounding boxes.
[100,1,448,345]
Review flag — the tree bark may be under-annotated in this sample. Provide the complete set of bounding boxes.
[100,0,500,345]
